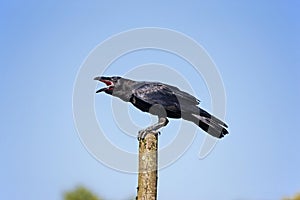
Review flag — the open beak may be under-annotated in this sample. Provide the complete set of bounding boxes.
[94,76,115,93]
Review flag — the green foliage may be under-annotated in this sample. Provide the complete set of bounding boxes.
[283,193,300,200]
[64,186,103,200]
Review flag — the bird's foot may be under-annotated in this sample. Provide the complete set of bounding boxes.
[137,129,160,141]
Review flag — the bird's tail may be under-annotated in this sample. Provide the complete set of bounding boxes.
[183,107,229,138]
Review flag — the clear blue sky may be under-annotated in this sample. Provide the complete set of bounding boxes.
[1,1,299,200]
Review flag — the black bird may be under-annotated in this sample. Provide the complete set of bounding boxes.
[94,76,228,140]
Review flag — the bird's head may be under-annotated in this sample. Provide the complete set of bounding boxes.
[94,76,121,95]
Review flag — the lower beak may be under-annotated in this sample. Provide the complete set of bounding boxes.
[96,87,107,93]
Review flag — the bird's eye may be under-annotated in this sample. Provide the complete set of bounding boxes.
[112,76,120,81]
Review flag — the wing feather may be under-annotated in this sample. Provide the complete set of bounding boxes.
[133,82,199,108]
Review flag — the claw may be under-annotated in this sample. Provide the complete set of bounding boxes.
[137,130,146,141]
[137,130,160,141]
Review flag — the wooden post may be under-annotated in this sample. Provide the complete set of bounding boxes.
[136,132,158,200]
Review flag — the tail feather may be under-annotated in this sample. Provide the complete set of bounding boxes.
[191,113,229,138]
[198,108,228,128]
[181,105,229,138]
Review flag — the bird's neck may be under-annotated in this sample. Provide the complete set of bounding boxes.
[112,78,137,102]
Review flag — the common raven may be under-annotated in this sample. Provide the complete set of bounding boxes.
[94,76,228,140]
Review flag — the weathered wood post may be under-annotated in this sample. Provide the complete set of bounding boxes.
[136,132,158,200]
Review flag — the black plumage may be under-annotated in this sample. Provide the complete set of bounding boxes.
[94,76,228,139]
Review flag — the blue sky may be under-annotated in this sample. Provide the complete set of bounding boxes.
[1,1,299,200]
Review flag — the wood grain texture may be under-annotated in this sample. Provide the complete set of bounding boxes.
[137,132,158,200]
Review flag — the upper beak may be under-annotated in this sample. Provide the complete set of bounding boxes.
[94,76,112,81]
[94,76,108,81]
[94,77,101,81]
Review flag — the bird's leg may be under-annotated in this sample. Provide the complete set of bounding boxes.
[138,117,169,140]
